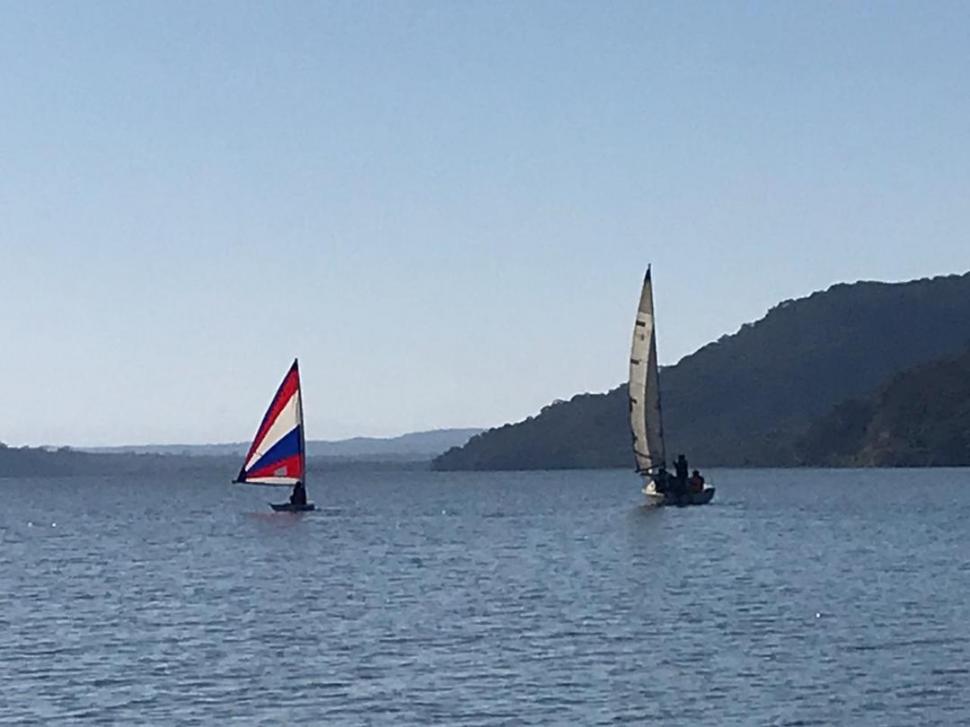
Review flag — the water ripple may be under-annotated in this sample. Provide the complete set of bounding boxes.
[3,469,970,724]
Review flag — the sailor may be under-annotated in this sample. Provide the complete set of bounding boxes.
[688,469,705,494]
[290,481,307,506]
[674,454,689,487]
[654,465,670,493]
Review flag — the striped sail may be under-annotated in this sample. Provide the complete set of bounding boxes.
[628,267,666,474]
[234,359,306,487]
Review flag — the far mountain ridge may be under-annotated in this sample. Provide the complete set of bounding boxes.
[1,428,483,477]
[434,271,970,470]
[83,428,482,459]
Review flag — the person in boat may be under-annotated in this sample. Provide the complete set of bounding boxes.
[670,453,689,498]
[674,454,689,486]
[289,481,307,506]
[653,465,670,493]
[688,469,705,494]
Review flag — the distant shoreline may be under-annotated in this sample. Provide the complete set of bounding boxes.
[4,442,967,481]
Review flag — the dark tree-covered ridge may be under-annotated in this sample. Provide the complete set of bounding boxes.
[798,348,970,467]
[434,272,970,470]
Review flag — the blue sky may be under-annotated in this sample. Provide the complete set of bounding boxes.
[2,1,968,445]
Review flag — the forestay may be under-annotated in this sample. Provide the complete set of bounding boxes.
[628,268,667,474]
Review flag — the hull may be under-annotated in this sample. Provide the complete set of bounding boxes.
[270,502,316,512]
[642,483,715,507]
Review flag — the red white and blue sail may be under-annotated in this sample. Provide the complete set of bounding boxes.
[234,359,306,487]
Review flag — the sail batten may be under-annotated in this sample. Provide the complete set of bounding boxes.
[628,268,667,474]
[235,359,307,488]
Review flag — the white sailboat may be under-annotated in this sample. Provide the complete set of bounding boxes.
[629,268,714,506]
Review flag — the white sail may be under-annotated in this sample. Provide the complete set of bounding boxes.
[628,268,666,474]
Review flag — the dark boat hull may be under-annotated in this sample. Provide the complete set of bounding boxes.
[270,503,316,512]
[643,485,715,507]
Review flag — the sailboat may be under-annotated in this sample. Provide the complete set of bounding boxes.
[233,359,315,512]
[629,267,714,507]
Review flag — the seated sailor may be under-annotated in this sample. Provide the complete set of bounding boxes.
[289,481,308,506]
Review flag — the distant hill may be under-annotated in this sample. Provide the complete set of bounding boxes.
[0,443,235,478]
[305,429,482,458]
[434,272,970,470]
[798,349,970,466]
[1,428,481,478]
[84,428,482,460]
[0,443,437,477]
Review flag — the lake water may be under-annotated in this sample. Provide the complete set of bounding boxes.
[3,467,970,725]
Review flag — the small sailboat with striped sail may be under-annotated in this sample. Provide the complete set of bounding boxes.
[233,359,315,512]
[629,267,714,507]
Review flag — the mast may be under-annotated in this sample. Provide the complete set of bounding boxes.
[295,357,307,490]
[649,274,667,466]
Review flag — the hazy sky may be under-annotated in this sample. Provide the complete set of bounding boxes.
[2,1,968,445]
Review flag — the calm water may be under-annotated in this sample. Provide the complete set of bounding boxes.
[3,467,970,725]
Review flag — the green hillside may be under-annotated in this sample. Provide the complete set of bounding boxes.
[434,272,970,470]
[798,349,970,466]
